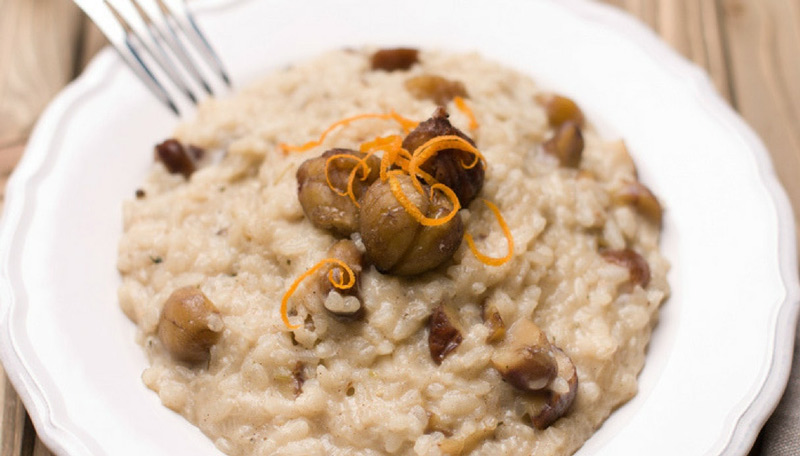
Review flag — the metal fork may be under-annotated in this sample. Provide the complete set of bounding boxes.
[74,0,231,115]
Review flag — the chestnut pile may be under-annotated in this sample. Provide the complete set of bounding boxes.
[296,107,482,277]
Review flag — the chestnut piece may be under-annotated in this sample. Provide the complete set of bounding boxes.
[543,121,584,168]
[405,74,468,105]
[491,319,557,392]
[530,347,579,430]
[600,248,651,287]
[614,181,663,225]
[359,174,464,276]
[155,139,203,178]
[370,48,419,71]
[540,94,585,128]
[428,305,463,364]
[402,107,484,207]
[157,286,223,364]
[482,303,506,343]
[490,318,579,429]
[296,148,380,236]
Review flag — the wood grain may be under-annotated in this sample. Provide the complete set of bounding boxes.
[0,0,84,147]
[0,1,799,455]
[1,374,33,456]
[0,0,82,452]
[721,0,800,246]
[0,144,24,208]
[600,0,732,99]
[657,0,733,100]
[77,20,108,73]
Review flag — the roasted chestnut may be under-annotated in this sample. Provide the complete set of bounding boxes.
[402,107,484,207]
[359,174,464,276]
[157,286,223,363]
[297,148,381,236]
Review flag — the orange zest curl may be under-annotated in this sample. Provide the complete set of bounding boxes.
[387,170,460,227]
[407,135,486,195]
[454,96,479,130]
[380,146,402,181]
[281,258,356,330]
[347,151,377,206]
[389,110,419,133]
[465,199,514,266]
[429,183,460,207]
[410,135,485,168]
[414,168,439,187]
[283,103,512,329]
[280,111,418,153]
[324,153,362,197]
[324,151,378,207]
[360,134,403,154]
[359,135,407,181]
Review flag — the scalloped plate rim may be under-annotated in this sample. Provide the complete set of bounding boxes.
[0,0,797,455]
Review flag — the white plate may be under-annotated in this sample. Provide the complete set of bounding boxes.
[1,0,798,455]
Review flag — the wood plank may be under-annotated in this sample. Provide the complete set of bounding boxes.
[721,2,800,453]
[0,143,25,209]
[1,376,33,456]
[598,1,732,100]
[655,0,733,101]
[720,0,800,248]
[618,0,660,30]
[0,1,85,454]
[31,438,52,456]
[0,0,84,146]
[0,369,6,455]
[0,2,796,456]
[77,18,108,72]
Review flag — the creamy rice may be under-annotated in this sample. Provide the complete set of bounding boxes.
[117,49,669,456]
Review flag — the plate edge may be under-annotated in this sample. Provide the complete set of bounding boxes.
[0,48,122,456]
[554,0,800,454]
[0,1,797,455]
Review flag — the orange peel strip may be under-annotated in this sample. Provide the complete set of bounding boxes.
[358,135,404,181]
[281,258,356,330]
[387,170,460,227]
[358,135,418,182]
[380,148,398,181]
[407,135,486,195]
[454,96,479,130]
[280,112,417,153]
[415,168,438,187]
[389,110,419,132]
[429,183,459,206]
[355,150,376,181]
[380,150,414,181]
[381,147,436,186]
[324,153,362,197]
[465,199,514,266]
[344,150,377,207]
[360,135,403,154]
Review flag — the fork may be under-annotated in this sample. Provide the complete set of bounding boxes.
[73,0,231,115]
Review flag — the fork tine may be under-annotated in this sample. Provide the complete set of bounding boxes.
[129,0,199,103]
[73,0,230,115]
[157,0,232,87]
[124,40,181,115]
[106,0,199,105]
[149,0,216,95]
[73,0,180,115]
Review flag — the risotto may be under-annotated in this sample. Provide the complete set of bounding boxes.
[117,48,669,456]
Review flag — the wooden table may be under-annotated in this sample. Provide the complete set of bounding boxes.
[1,0,798,454]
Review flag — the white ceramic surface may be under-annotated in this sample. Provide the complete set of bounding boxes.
[1,0,798,455]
